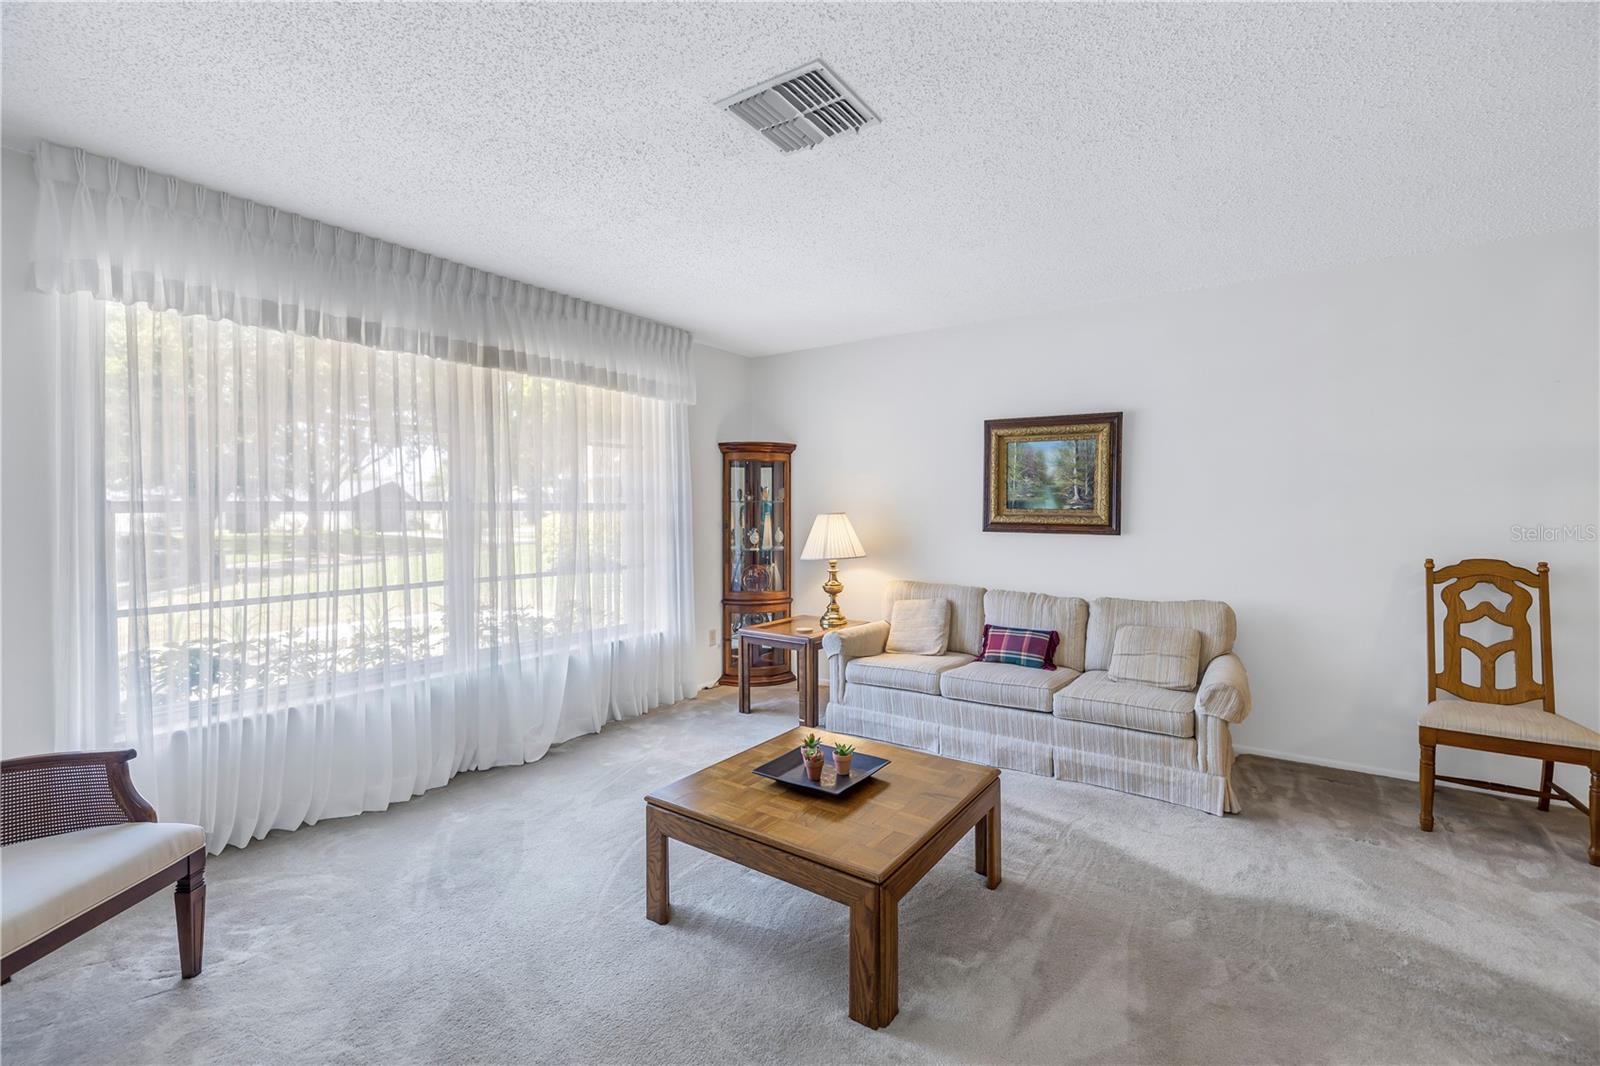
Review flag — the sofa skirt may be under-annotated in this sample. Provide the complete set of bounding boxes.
[825,686,1239,816]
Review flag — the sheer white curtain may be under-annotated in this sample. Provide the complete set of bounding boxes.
[31,143,694,401]
[36,143,696,851]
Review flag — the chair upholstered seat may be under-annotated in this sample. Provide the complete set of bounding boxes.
[939,661,1080,713]
[1421,700,1600,751]
[1053,671,1196,738]
[845,652,975,695]
[1,822,206,955]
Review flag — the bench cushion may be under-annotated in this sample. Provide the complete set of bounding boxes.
[1053,671,1197,738]
[941,661,1081,713]
[1,822,205,955]
[846,652,975,695]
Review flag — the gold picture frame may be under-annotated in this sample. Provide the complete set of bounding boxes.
[983,412,1122,534]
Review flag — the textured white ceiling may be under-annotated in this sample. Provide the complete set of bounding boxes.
[3,3,1595,356]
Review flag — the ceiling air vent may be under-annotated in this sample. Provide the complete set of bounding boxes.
[717,59,879,153]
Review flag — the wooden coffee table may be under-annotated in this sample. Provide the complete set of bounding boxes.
[644,728,1001,1029]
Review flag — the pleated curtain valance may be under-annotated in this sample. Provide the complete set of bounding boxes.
[29,141,696,403]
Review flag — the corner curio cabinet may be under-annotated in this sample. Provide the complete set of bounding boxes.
[719,442,795,687]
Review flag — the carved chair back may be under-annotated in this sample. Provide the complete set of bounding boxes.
[1425,558,1553,711]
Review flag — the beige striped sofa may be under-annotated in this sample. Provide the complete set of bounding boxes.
[822,580,1252,814]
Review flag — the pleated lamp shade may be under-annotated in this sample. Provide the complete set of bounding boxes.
[800,513,866,561]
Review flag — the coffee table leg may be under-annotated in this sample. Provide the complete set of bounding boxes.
[646,806,671,924]
[974,799,1002,889]
[738,635,752,714]
[848,888,898,1028]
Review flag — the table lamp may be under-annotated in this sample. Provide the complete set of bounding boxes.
[800,513,866,629]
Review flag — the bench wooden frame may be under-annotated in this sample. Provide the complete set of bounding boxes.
[1,750,206,982]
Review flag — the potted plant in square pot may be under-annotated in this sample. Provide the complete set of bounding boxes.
[832,741,855,776]
[800,734,824,781]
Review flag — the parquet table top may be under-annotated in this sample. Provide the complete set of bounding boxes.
[645,728,999,884]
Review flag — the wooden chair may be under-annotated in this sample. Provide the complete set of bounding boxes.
[1,750,207,982]
[1418,559,1599,865]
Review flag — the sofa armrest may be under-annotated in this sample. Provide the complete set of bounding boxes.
[822,621,890,662]
[1,750,157,847]
[822,621,890,702]
[1195,654,1252,724]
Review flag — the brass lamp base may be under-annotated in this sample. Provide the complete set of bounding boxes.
[819,559,848,629]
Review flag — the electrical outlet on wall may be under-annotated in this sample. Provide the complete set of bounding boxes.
[708,628,718,647]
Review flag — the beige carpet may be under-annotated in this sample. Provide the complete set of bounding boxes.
[3,686,1596,1065]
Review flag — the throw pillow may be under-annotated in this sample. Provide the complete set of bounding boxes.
[885,598,950,655]
[1107,625,1203,690]
[977,624,1059,671]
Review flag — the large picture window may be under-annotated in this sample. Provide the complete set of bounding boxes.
[36,140,696,852]
[104,303,680,721]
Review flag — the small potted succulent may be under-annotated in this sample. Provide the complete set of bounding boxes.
[832,741,856,776]
[800,734,825,781]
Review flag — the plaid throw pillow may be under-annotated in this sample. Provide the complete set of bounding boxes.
[978,624,1059,671]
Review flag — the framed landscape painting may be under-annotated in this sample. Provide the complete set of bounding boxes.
[983,412,1122,534]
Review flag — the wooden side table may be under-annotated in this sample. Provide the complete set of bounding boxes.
[736,615,870,727]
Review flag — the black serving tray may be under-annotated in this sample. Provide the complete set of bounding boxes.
[752,744,890,796]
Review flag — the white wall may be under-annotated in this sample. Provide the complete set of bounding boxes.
[687,343,752,688]
[749,228,1600,795]
[1,147,58,756]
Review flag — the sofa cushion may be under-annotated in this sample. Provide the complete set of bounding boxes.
[1421,700,1600,750]
[885,597,950,655]
[941,661,1080,713]
[884,580,986,656]
[1107,625,1203,690]
[1053,671,1197,738]
[1,821,206,955]
[845,652,976,695]
[1086,598,1235,672]
[983,589,1089,671]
